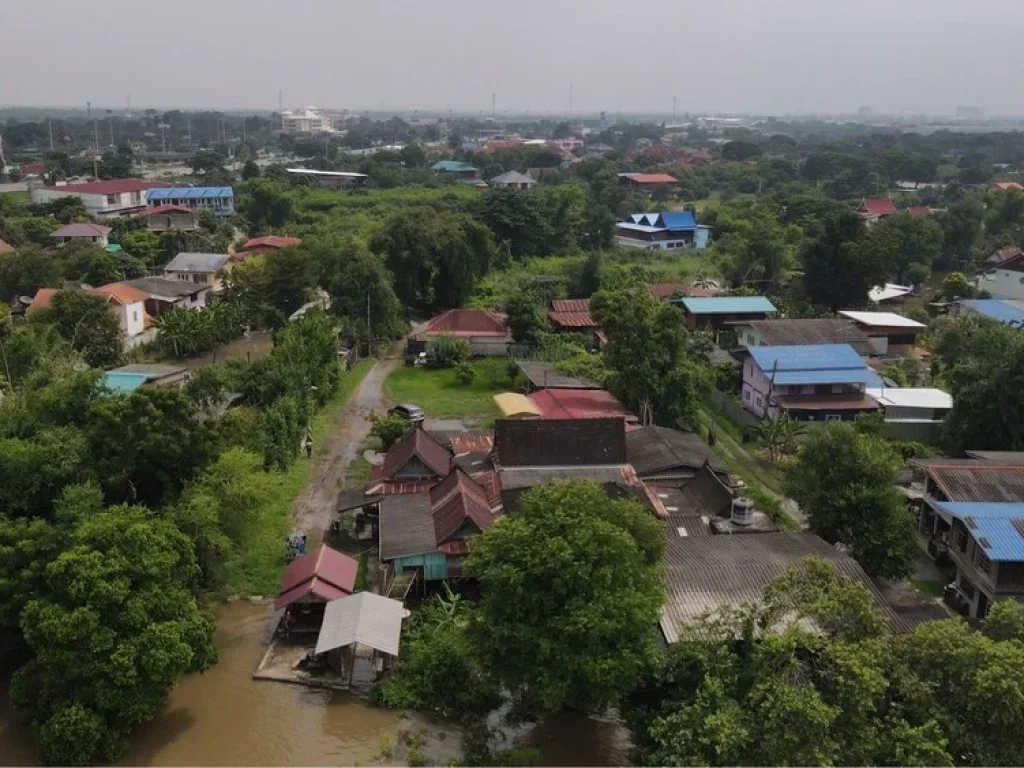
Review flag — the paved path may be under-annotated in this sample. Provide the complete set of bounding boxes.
[290,352,400,539]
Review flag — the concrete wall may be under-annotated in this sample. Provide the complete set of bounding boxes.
[977,268,1024,300]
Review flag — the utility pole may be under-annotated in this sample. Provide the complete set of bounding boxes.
[491,91,496,120]
[186,115,192,147]
[568,82,573,119]
[48,119,54,151]
[88,102,99,178]
[673,96,677,122]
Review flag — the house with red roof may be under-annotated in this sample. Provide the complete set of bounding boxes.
[0,237,14,255]
[410,308,512,356]
[855,198,899,226]
[529,387,640,428]
[30,178,171,218]
[548,298,601,345]
[273,545,359,634]
[907,205,931,217]
[232,235,304,261]
[618,172,679,194]
[51,221,111,247]
[26,281,150,341]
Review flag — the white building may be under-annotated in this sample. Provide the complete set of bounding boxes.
[30,179,170,218]
[163,252,232,293]
[976,251,1024,301]
[865,387,953,423]
[281,107,345,134]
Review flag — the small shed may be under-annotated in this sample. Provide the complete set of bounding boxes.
[274,545,359,634]
[314,592,409,680]
[493,392,542,419]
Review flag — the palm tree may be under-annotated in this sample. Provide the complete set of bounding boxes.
[756,414,805,462]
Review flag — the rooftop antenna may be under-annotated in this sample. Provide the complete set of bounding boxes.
[673,96,677,122]
[569,81,573,120]
[88,101,99,178]
[278,89,284,133]
[48,119,54,151]
[492,91,496,120]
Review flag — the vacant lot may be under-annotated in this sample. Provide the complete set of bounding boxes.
[383,360,512,423]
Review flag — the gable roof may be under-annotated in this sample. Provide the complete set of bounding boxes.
[742,318,871,355]
[274,544,358,610]
[857,198,898,216]
[838,310,926,329]
[26,288,59,315]
[432,160,477,173]
[0,238,14,254]
[625,425,727,478]
[550,298,590,313]
[91,282,150,306]
[625,211,697,231]
[51,221,111,238]
[494,417,627,467]
[240,235,303,251]
[315,592,408,657]
[139,204,196,217]
[124,276,210,299]
[420,308,508,337]
[490,170,535,185]
[926,464,1024,502]
[164,252,230,273]
[378,494,436,559]
[748,343,881,386]
[934,502,1024,561]
[430,468,496,545]
[382,424,452,479]
[648,281,718,299]
[993,182,1024,191]
[907,205,931,217]
[530,388,638,424]
[680,296,777,315]
[619,172,679,184]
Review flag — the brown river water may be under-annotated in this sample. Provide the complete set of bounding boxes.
[0,602,629,766]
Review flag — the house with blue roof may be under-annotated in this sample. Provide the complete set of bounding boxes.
[957,298,1024,328]
[430,160,479,179]
[742,343,882,421]
[145,186,234,217]
[934,500,1024,617]
[615,211,712,251]
[676,295,777,331]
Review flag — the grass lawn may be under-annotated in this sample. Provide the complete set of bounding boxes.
[222,359,375,597]
[910,578,946,599]
[383,359,510,423]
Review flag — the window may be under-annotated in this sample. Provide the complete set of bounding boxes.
[825,414,842,422]
[744,390,751,402]
[106,194,118,205]
[954,525,969,553]
[755,396,763,408]
[977,549,992,575]
[132,310,139,323]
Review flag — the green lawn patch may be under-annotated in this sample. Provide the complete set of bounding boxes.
[910,578,945,599]
[383,360,509,423]
[222,359,375,597]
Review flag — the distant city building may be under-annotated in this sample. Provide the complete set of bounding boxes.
[30,179,170,218]
[858,106,873,118]
[956,106,985,120]
[280,106,346,134]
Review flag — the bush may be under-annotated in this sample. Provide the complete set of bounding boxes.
[426,335,471,368]
[370,412,411,451]
[455,362,476,385]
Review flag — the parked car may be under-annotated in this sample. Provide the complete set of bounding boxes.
[389,404,425,423]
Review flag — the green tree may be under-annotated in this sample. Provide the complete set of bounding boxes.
[241,159,261,180]
[590,290,710,427]
[863,213,944,282]
[42,290,122,368]
[120,229,163,266]
[266,246,318,315]
[370,412,411,451]
[399,143,427,168]
[0,427,86,518]
[320,238,406,345]
[800,210,880,311]
[466,481,664,718]
[0,246,61,301]
[940,271,975,300]
[10,506,217,765]
[239,179,293,233]
[785,422,916,578]
[504,290,547,346]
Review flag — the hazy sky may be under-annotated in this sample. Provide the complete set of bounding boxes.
[3,0,1024,115]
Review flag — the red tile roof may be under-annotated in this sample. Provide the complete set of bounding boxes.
[421,308,508,337]
[551,298,591,313]
[44,179,170,195]
[26,288,59,315]
[240,235,303,251]
[993,182,1024,191]
[430,469,496,545]
[140,204,195,217]
[274,544,358,610]
[20,162,45,176]
[0,238,14,255]
[857,198,898,217]
[91,282,150,306]
[52,222,111,238]
[549,310,596,329]
[530,388,638,423]
[381,425,452,479]
[622,173,679,184]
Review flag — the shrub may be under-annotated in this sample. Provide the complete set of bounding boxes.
[455,362,476,385]
[370,412,412,451]
[426,335,471,368]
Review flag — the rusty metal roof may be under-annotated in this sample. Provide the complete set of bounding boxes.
[927,464,1024,502]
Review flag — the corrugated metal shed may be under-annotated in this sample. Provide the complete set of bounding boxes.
[680,296,777,315]
[660,532,908,642]
[314,592,409,657]
[147,186,233,200]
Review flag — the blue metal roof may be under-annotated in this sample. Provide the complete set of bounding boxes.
[660,211,697,230]
[431,160,477,173]
[934,502,1024,561]
[103,372,150,392]
[679,296,777,315]
[749,344,880,386]
[771,368,883,386]
[961,299,1024,326]
[146,186,233,200]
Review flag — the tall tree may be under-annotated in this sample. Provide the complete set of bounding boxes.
[466,481,664,718]
[317,237,405,344]
[785,421,916,578]
[800,209,881,311]
[10,506,217,765]
[41,290,122,369]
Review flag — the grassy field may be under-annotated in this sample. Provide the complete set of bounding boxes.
[910,578,945,599]
[383,360,511,423]
[222,359,375,597]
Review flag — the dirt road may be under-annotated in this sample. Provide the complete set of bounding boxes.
[290,353,400,538]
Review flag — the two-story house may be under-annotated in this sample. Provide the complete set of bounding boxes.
[145,186,234,217]
[615,211,712,251]
[976,249,1024,301]
[838,311,926,355]
[742,343,882,421]
[677,296,777,331]
[936,501,1024,618]
[30,179,170,218]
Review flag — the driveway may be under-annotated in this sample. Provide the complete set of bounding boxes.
[290,352,400,539]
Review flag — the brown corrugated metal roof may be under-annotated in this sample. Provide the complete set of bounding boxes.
[660,532,909,642]
[274,545,358,610]
[518,361,599,390]
[743,319,872,355]
[381,425,452,479]
[548,310,597,329]
[379,493,436,560]
[550,298,591,313]
[494,417,627,467]
[421,308,508,337]
[430,469,496,545]
[928,464,1024,502]
[625,426,727,479]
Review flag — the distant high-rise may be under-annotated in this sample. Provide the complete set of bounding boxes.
[280,106,345,134]
[857,106,872,118]
[956,106,985,120]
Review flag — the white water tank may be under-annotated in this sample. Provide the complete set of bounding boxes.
[731,497,755,526]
